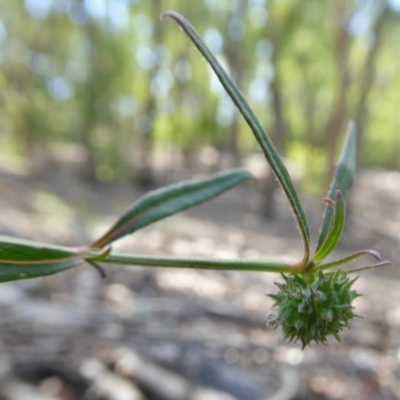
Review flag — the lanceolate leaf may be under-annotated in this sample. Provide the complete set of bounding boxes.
[0,236,83,282]
[312,191,345,264]
[317,122,357,251]
[91,168,254,248]
[161,11,311,261]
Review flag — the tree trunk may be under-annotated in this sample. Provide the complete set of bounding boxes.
[261,1,292,219]
[354,5,388,166]
[136,0,163,189]
[224,0,249,167]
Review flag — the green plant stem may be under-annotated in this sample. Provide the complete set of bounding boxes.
[100,252,303,273]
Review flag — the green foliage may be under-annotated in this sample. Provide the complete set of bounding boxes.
[0,167,254,282]
[317,122,356,251]
[0,236,83,282]
[312,190,345,265]
[91,168,254,248]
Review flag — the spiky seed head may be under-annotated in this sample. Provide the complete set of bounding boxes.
[267,270,359,348]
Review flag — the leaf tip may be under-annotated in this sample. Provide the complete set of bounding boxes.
[363,249,383,262]
[335,190,344,202]
[160,10,181,23]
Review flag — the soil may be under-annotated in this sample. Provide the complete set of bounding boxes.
[0,162,399,400]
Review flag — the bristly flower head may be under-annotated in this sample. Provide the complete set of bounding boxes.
[268,270,360,348]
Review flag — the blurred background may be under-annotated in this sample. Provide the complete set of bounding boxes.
[1,0,400,399]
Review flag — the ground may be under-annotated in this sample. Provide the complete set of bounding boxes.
[0,161,399,400]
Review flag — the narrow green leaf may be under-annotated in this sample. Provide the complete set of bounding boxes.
[312,191,345,264]
[92,168,254,248]
[317,121,356,251]
[345,260,392,274]
[161,11,311,261]
[318,249,383,271]
[0,236,83,282]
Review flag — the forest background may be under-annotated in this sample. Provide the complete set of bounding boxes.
[2,0,400,197]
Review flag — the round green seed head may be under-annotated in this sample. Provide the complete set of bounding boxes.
[268,270,360,348]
